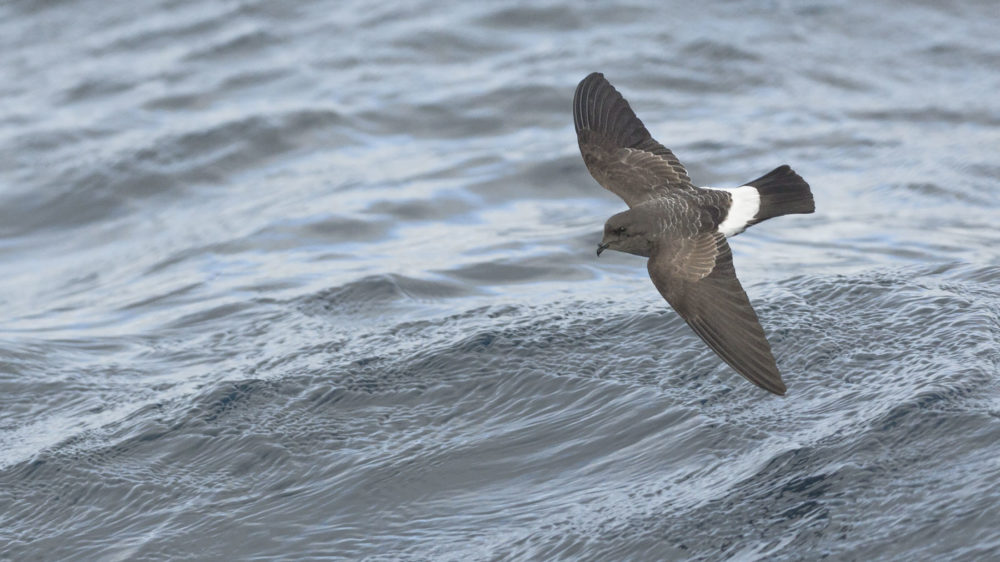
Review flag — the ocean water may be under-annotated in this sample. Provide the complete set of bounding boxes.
[1,0,999,559]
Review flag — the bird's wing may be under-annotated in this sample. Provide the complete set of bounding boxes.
[574,72,695,207]
[647,232,786,395]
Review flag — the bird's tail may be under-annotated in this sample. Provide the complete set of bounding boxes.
[745,165,814,225]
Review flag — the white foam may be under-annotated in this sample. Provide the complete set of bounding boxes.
[705,185,760,237]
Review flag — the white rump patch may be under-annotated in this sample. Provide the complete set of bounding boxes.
[705,185,760,237]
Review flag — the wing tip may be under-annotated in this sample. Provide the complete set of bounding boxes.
[764,378,787,396]
[671,302,788,397]
[573,72,656,154]
[580,71,606,85]
[723,352,788,397]
[574,72,611,131]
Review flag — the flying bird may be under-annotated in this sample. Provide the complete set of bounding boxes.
[574,72,814,395]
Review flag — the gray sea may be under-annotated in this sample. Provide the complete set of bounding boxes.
[2,1,999,560]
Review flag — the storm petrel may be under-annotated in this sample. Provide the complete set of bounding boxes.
[574,72,814,395]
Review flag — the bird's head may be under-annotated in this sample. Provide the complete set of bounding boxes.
[598,209,653,258]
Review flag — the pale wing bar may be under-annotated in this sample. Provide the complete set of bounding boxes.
[647,233,786,395]
[573,72,693,207]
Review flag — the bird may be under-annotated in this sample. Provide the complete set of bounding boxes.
[573,72,814,395]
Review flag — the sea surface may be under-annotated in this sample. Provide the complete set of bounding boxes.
[1,1,999,560]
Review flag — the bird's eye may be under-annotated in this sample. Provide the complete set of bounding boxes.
[616,226,627,234]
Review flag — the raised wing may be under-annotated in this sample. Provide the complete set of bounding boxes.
[573,72,694,207]
[647,232,786,395]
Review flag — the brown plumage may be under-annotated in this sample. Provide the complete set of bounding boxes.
[575,72,815,395]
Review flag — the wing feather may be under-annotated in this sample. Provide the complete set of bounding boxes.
[574,72,694,207]
[647,232,787,395]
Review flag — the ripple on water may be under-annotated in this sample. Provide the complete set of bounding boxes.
[2,0,1000,559]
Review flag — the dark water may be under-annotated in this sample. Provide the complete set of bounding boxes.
[2,0,999,559]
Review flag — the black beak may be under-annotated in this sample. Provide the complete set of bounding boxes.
[597,242,609,256]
